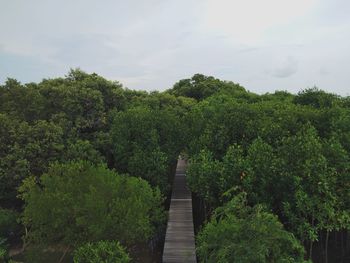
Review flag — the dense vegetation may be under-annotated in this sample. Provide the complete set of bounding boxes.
[179,77,350,263]
[19,162,164,247]
[0,69,191,262]
[0,70,349,262]
[197,193,307,263]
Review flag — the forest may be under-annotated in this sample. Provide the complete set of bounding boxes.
[0,69,349,263]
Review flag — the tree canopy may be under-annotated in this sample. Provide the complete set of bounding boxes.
[197,193,308,263]
[19,161,165,247]
[1,70,349,262]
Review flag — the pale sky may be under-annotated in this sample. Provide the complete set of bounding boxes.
[0,0,349,95]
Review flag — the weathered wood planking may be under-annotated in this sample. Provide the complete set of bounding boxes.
[162,159,197,263]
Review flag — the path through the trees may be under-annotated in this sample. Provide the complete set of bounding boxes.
[162,159,197,263]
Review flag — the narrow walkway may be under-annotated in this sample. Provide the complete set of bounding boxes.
[162,159,197,263]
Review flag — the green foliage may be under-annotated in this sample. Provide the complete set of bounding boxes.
[0,79,45,122]
[0,115,64,206]
[40,84,105,131]
[187,150,222,207]
[294,87,340,108]
[127,146,169,192]
[21,120,65,176]
[65,68,126,112]
[277,125,338,243]
[1,70,350,261]
[111,105,185,193]
[19,161,165,247]
[197,193,307,263]
[244,138,277,206]
[73,240,130,263]
[0,69,132,208]
[189,120,350,261]
[168,74,246,100]
[16,244,73,263]
[63,139,104,164]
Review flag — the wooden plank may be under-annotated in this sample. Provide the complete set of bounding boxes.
[162,159,197,263]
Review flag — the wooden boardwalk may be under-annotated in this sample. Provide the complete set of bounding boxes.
[162,159,197,263]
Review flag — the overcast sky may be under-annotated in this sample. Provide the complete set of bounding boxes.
[0,0,349,95]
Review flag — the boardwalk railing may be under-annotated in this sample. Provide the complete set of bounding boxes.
[162,159,197,263]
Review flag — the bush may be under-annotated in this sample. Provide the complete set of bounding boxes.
[73,241,130,263]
